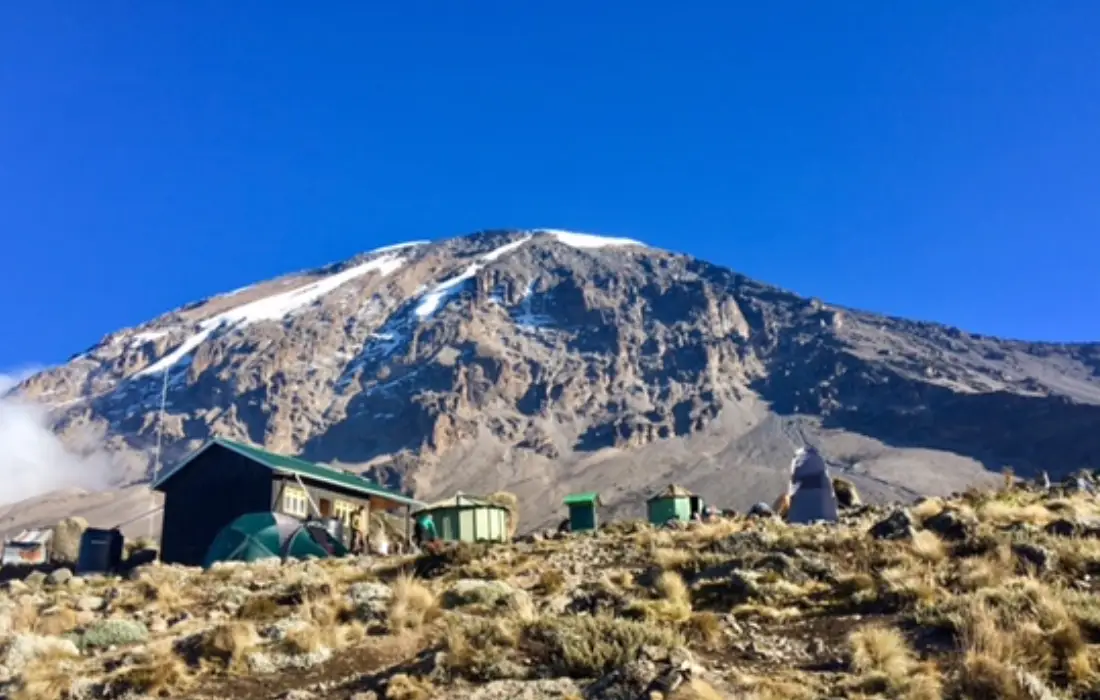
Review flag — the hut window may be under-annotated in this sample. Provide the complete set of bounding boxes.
[282,486,309,518]
[333,500,355,528]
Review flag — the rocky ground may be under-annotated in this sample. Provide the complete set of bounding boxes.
[3,478,1100,700]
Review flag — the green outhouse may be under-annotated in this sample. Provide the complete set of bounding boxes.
[646,484,701,525]
[563,492,602,532]
[411,493,511,543]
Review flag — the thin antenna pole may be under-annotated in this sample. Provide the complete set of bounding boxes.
[148,367,170,539]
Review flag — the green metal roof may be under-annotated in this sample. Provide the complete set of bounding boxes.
[152,437,424,508]
[563,492,601,506]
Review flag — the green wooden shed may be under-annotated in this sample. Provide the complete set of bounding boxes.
[563,492,602,532]
[646,484,701,525]
[411,493,511,543]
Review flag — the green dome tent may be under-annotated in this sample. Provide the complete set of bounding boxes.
[203,512,348,568]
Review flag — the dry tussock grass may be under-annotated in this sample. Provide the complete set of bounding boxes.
[667,678,727,699]
[9,646,82,700]
[909,530,947,563]
[118,576,189,616]
[388,574,438,632]
[33,607,79,637]
[954,545,1013,592]
[732,673,817,700]
[847,626,946,699]
[385,672,436,700]
[1053,537,1100,577]
[626,570,692,623]
[8,598,39,634]
[978,500,1053,527]
[653,547,693,570]
[11,665,73,700]
[949,585,1095,696]
[110,640,192,697]
[441,615,522,681]
[682,611,723,647]
[911,498,946,521]
[729,603,801,622]
[202,621,260,671]
[535,568,567,594]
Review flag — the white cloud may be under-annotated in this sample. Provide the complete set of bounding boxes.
[0,367,120,507]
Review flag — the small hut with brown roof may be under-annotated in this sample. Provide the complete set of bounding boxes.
[646,484,703,525]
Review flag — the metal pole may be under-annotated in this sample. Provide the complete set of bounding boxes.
[148,367,170,539]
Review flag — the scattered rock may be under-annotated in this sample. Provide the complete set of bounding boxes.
[806,637,827,656]
[25,571,47,587]
[754,553,809,584]
[1012,543,1053,572]
[1,634,79,676]
[923,508,977,541]
[748,503,775,518]
[76,595,105,612]
[0,602,12,637]
[1045,518,1100,539]
[869,509,915,540]
[832,478,861,509]
[463,678,582,700]
[47,567,74,586]
[1045,519,1079,538]
[347,581,393,622]
[3,579,29,594]
[277,690,319,700]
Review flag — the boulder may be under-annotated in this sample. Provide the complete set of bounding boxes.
[24,571,47,587]
[869,509,915,541]
[1012,543,1053,573]
[923,508,977,541]
[1045,518,1100,539]
[1045,519,1079,538]
[51,517,88,564]
[47,568,73,586]
[748,503,775,518]
[76,595,105,612]
[832,478,862,509]
[1,634,79,677]
[347,581,393,622]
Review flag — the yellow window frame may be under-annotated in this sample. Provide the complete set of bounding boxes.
[333,499,355,527]
[282,485,309,518]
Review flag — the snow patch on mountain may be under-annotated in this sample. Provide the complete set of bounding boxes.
[135,252,409,377]
[531,229,645,249]
[414,236,532,319]
[512,280,555,330]
[131,330,168,344]
[368,240,430,255]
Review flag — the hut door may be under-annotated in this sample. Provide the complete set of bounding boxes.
[318,498,333,518]
[689,496,702,517]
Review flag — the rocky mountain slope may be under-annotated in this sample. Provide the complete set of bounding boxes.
[3,228,1100,535]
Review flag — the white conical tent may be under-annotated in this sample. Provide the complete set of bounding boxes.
[786,446,839,524]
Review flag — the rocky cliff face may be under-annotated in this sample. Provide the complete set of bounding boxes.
[4,229,1100,533]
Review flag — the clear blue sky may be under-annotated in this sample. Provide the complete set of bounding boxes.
[2,2,1098,372]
